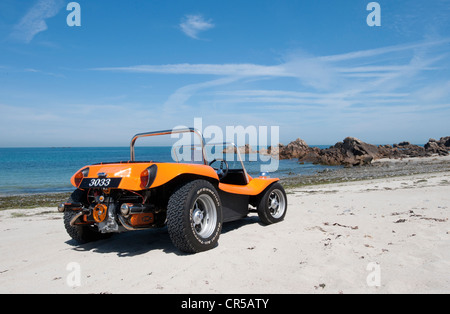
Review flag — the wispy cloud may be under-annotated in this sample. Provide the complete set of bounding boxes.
[179,14,215,39]
[93,63,288,77]
[317,39,450,62]
[93,39,450,119]
[24,67,65,78]
[94,39,448,79]
[162,76,241,112]
[10,0,64,43]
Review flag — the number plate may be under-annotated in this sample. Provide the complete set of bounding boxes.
[79,178,122,188]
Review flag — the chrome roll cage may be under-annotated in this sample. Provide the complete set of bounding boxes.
[130,128,207,164]
[130,127,249,183]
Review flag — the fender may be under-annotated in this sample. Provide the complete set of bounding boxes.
[218,177,279,196]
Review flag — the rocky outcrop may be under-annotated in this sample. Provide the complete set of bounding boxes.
[424,137,450,156]
[258,135,449,166]
[298,137,380,166]
[258,145,279,157]
[270,135,450,167]
[223,144,255,154]
[278,138,313,159]
[378,137,450,158]
[377,145,402,159]
[387,142,428,158]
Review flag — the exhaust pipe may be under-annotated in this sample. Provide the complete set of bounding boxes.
[118,215,153,231]
[69,212,84,226]
[119,203,151,217]
[57,202,83,213]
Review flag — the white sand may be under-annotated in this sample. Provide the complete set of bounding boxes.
[0,172,449,294]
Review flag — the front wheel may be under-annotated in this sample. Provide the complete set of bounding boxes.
[257,182,287,225]
[167,180,222,253]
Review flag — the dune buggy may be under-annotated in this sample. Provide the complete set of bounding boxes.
[58,128,287,253]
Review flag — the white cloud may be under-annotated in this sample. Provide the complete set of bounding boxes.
[162,76,241,112]
[317,39,450,62]
[179,14,215,39]
[93,39,448,84]
[94,63,288,77]
[11,0,64,43]
[92,38,450,121]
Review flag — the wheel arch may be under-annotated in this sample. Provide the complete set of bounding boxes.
[151,173,220,207]
[166,173,219,188]
[249,180,280,207]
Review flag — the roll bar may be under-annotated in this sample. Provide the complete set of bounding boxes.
[130,127,207,164]
[172,142,250,184]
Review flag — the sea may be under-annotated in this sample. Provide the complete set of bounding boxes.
[0,146,334,196]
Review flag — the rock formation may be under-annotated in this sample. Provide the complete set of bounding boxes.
[278,138,312,160]
[259,135,450,167]
[298,137,380,166]
[424,137,450,156]
[223,144,255,154]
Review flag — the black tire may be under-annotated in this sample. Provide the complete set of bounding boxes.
[167,180,222,253]
[63,189,111,244]
[257,182,287,225]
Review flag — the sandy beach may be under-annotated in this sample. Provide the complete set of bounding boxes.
[0,166,448,294]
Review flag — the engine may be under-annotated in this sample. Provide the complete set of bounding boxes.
[84,189,157,233]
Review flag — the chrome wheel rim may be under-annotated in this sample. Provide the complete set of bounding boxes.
[192,194,217,238]
[268,189,286,219]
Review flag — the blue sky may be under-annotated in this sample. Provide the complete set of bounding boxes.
[0,0,449,147]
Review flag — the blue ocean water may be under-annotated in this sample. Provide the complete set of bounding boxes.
[0,146,333,196]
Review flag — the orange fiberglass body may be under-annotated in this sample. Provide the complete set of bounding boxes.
[60,128,287,253]
[71,162,278,195]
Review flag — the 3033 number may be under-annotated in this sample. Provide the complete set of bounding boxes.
[88,178,111,187]
[79,177,122,189]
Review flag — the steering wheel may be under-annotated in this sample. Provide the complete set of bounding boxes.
[209,159,229,180]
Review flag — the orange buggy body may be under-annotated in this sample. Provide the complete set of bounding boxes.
[71,162,279,196]
[59,128,287,253]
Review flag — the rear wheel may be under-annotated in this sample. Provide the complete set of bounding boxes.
[167,180,222,253]
[257,183,287,225]
[63,189,111,244]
